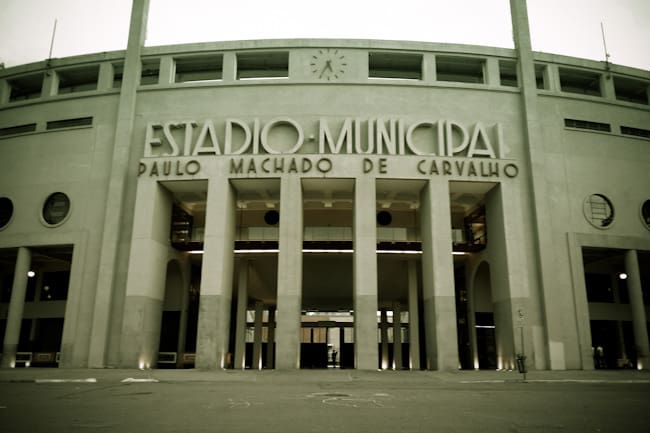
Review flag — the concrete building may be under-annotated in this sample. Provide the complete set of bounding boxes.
[1,0,649,371]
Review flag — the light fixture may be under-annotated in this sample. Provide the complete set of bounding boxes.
[27,270,35,278]
[618,272,628,280]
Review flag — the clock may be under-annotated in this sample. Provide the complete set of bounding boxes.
[310,49,347,81]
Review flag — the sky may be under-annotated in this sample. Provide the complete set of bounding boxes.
[0,0,649,71]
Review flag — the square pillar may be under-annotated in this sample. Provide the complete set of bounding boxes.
[266,307,275,368]
[195,177,236,369]
[407,260,421,370]
[393,302,402,370]
[625,250,650,369]
[354,177,378,370]
[118,181,173,368]
[1,247,31,368]
[252,301,264,370]
[234,260,249,369]
[380,309,389,369]
[420,180,458,370]
[275,176,303,369]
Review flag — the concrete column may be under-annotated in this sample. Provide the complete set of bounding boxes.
[234,260,249,369]
[89,0,150,368]
[158,56,175,85]
[41,70,59,97]
[0,79,11,104]
[266,307,275,368]
[393,302,402,370]
[422,54,436,83]
[380,309,389,369]
[1,247,31,368]
[601,73,616,100]
[275,176,303,369]
[195,177,236,369]
[625,250,650,369]
[119,181,173,368]
[407,260,420,370]
[252,301,264,370]
[486,57,501,87]
[98,62,115,90]
[353,176,378,370]
[420,180,458,370]
[223,52,237,82]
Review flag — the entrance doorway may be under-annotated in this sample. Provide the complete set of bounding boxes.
[300,312,353,368]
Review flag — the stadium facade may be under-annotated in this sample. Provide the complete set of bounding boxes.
[1,0,649,371]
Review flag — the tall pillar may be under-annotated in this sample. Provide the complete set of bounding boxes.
[625,250,650,369]
[234,260,249,369]
[1,247,31,368]
[195,177,236,369]
[252,301,264,370]
[354,177,378,370]
[393,302,402,370]
[275,176,303,369]
[89,0,150,368]
[119,181,173,368]
[420,180,458,370]
[407,260,421,370]
[380,309,389,369]
[266,307,275,368]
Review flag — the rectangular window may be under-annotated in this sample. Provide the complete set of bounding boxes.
[613,76,649,105]
[0,123,37,137]
[559,68,601,96]
[175,54,223,83]
[46,117,93,130]
[8,73,43,102]
[436,56,485,84]
[369,52,422,80]
[141,59,160,85]
[57,65,99,94]
[499,60,518,87]
[237,51,289,80]
[621,126,650,139]
[564,118,611,132]
[534,64,546,89]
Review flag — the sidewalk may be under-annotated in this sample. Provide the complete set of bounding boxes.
[1,367,649,384]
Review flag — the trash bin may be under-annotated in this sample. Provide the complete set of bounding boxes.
[516,354,527,374]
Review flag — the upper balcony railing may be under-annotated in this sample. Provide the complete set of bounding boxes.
[1,39,649,108]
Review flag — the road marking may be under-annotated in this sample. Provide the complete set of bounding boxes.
[227,398,251,409]
[121,378,159,383]
[35,378,97,383]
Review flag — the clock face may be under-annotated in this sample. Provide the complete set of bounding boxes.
[310,49,347,81]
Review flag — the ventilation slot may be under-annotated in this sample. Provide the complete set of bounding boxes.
[564,118,611,132]
[621,126,650,139]
[0,123,37,137]
[46,117,93,130]
[369,52,422,80]
[237,52,289,79]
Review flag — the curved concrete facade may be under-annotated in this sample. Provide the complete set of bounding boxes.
[1,1,649,371]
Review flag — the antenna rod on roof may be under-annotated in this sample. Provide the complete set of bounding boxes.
[600,22,611,75]
[48,19,58,60]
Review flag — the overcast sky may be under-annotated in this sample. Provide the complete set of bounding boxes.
[1,0,649,71]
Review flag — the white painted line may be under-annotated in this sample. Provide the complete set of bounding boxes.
[35,378,97,383]
[121,377,159,383]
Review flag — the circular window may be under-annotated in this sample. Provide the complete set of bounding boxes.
[0,197,14,230]
[583,194,614,229]
[377,211,392,226]
[42,192,71,226]
[264,210,280,226]
[641,200,650,230]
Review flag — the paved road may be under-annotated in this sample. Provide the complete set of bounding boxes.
[1,370,649,432]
